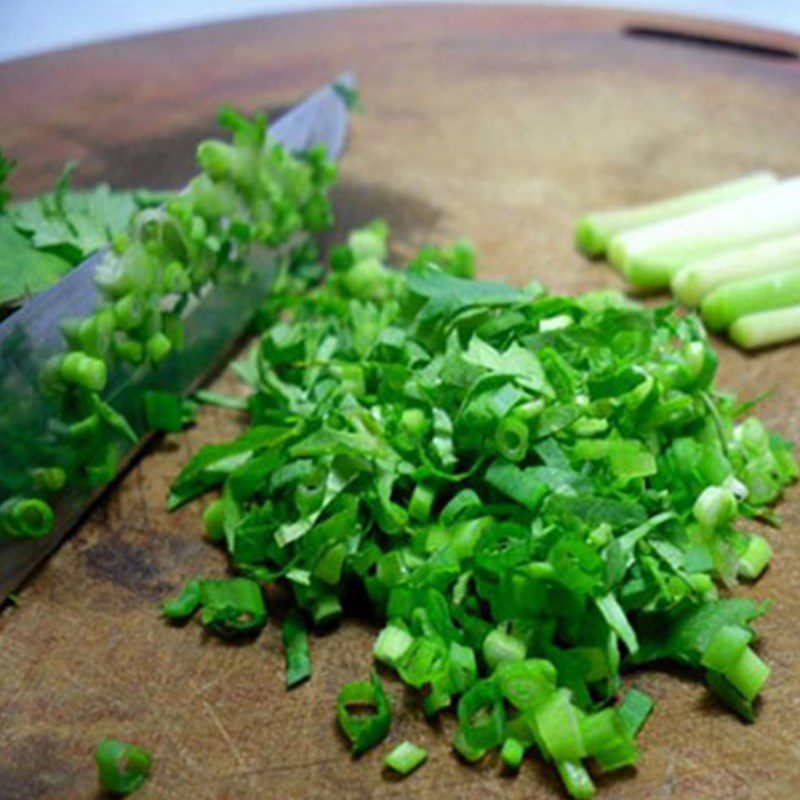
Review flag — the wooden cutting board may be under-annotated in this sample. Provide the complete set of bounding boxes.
[1,6,800,799]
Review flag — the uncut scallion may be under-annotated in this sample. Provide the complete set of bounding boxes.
[609,177,800,289]
[575,171,776,258]
[671,233,800,307]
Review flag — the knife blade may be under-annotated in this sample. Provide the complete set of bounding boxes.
[0,72,354,600]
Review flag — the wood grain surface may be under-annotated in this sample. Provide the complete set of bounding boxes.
[1,6,800,799]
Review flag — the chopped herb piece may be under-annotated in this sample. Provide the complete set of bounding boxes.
[384,741,428,775]
[95,738,151,796]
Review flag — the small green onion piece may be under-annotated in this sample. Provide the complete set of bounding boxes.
[194,389,248,411]
[496,659,557,710]
[162,578,202,621]
[0,497,55,539]
[113,293,145,330]
[452,729,487,763]
[701,625,770,703]
[59,351,107,392]
[348,222,388,262]
[384,741,428,776]
[701,268,800,332]
[575,171,775,258]
[397,407,429,449]
[409,483,435,523]
[693,486,737,530]
[337,670,392,755]
[374,623,414,668]
[729,304,800,350]
[701,625,750,673]
[618,688,654,736]
[580,709,639,771]
[705,670,755,722]
[113,336,145,364]
[738,534,772,580]
[164,260,191,293]
[95,738,152,796]
[482,627,526,670]
[199,578,267,638]
[203,499,225,542]
[495,415,529,462]
[311,593,342,629]
[556,760,596,800]
[146,332,173,363]
[143,390,184,433]
[397,637,449,688]
[534,689,585,762]
[68,413,101,442]
[313,543,347,585]
[500,737,525,770]
[282,608,312,688]
[457,679,506,750]
[30,466,67,494]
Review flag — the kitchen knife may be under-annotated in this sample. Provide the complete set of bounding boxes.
[0,73,354,600]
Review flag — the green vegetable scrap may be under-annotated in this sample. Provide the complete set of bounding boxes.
[0,105,336,541]
[165,220,795,797]
[337,670,392,755]
[384,741,428,775]
[163,576,267,638]
[95,738,151,796]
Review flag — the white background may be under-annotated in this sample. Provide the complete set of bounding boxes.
[1,1,799,64]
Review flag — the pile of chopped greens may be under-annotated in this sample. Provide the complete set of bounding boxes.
[0,150,162,318]
[0,109,335,542]
[164,220,796,798]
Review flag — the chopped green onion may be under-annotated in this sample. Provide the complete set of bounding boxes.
[693,486,737,530]
[59,351,107,391]
[457,679,506,750]
[311,593,342,629]
[738,534,772,580]
[500,737,525,770]
[194,390,248,411]
[534,688,585,762]
[30,466,66,494]
[337,670,392,755]
[576,171,775,257]
[482,627,527,669]
[384,741,428,776]
[618,688,654,736]
[95,738,151,796]
[495,415,529,462]
[374,623,414,668]
[162,578,202,621]
[556,760,596,800]
[282,608,312,688]
[452,729,488,763]
[202,499,225,542]
[199,578,267,638]
[0,497,54,539]
[701,624,770,704]
[496,659,557,710]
